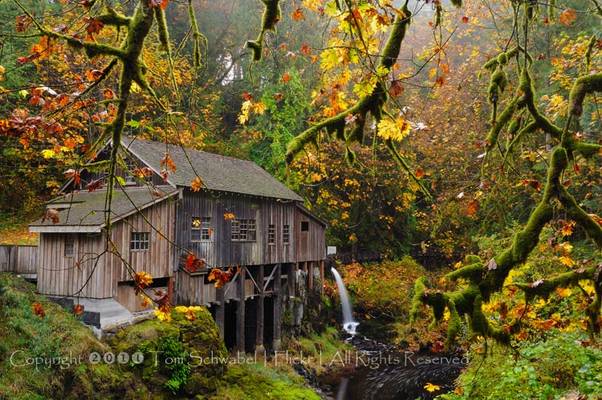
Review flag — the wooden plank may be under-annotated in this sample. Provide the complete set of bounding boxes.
[256,265,265,351]
[236,266,246,352]
[273,263,282,351]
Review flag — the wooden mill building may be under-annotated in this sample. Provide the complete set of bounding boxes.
[29,136,327,351]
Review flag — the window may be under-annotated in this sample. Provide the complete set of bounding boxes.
[283,224,290,244]
[64,237,75,257]
[301,221,309,232]
[191,217,212,241]
[268,224,276,245]
[231,219,256,241]
[130,232,150,251]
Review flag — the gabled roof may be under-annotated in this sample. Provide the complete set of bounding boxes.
[121,136,303,202]
[29,186,178,233]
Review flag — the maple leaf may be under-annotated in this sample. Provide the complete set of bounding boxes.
[559,8,577,26]
[84,17,104,39]
[191,176,203,192]
[559,220,576,237]
[558,255,575,267]
[86,178,103,192]
[466,199,479,217]
[73,304,85,316]
[133,167,152,178]
[377,116,411,142]
[134,271,153,295]
[15,15,31,33]
[281,72,291,83]
[291,8,305,21]
[424,383,441,393]
[389,80,404,97]
[415,168,425,179]
[521,179,542,192]
[42,208,60,224]
[555,287,572,298]
[461,16,469,23]
[32,302,45,318]
[208,267,234,288]
[161,153,177,172]
[223,212,236,221]
[300,43,312,55]
[64,168,81,185]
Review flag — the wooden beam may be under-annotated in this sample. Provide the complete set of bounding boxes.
[256,265,265,353]
[215,286,225,338]
[319,260,325,294]
[273,263,282,351]
[236,266,246,353]
[287,263,295,298]
[308,261,314,290]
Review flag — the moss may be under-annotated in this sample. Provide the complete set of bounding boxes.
[568,73,602,116]
[246,0,281,61]
[446,262,484,283]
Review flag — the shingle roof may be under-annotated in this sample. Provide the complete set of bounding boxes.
[121,136,303,201]
[29,186,178,232]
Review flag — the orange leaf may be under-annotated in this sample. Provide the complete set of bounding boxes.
[32,302,45,317]
[466,199,479,217]
[73,304,85,316]
[558,8,577,26]
[291,8,305,21]
[191,176,203,192]
[281,72,291,83]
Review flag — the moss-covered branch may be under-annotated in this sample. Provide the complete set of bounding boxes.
[246,0,281,61]
[285,3,412,164]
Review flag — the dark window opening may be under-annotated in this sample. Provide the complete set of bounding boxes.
[301,221,309,232]
[130,232,150,251]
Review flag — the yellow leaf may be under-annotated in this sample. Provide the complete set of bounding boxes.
[556,287,572,298]
[377,116,411,142]
[558,256,575,267]
[424,383,441,393]
[41,149,56,159]
[238,100,252,124]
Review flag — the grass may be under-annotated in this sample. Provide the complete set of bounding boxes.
[439,332,602,400]
[0,212,39,245]
[0,273,323,399]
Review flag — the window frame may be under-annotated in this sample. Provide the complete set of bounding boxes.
[130,231,150,251]
[191,216,212,242]
[301,221,309,232]
[231,218,257,242]
[64,236,75,257]
[283,224,290,245]
[267,224,276,245]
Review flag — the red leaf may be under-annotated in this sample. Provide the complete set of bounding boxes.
[86,178,103,192]
[73,304,85,316]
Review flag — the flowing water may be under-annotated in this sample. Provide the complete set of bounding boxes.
[327,268,465,400]
[331,267,359,335]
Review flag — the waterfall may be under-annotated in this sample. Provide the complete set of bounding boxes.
[331,267,359,335]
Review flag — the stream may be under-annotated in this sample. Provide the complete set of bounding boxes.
[322,268,466,400]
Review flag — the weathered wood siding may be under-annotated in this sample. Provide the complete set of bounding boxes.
[175,190,297,267]
[37,198,175,299]
[107,198,176,283]
[0,245,37,274]
[37,233,110,298]
[295,208,326,262]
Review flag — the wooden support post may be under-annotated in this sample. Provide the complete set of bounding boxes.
[287,263,295,298]
[319,260,325,294]
[215,286,225,338]
[256,265,265,354]
[273,263,282,351]
[308,261,314,290]
[236,267,246,353]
